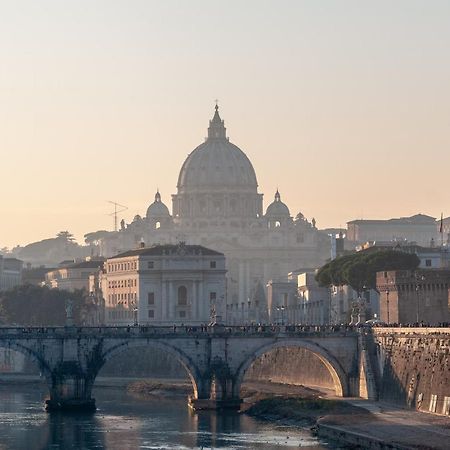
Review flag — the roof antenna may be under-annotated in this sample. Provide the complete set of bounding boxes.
[107,201,128,232]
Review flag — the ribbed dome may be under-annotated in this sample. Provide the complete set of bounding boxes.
[177,106,258,193]
[266,190,290,217]
[146,191,170,218]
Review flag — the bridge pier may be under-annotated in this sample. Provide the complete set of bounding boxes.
[188,374,242,411]
[45,372,96,412]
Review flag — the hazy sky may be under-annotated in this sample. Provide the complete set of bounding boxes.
[1,0,449,248]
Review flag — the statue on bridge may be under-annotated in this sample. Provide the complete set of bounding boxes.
[65,299,74,327]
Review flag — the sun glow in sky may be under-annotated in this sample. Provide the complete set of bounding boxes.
[1,0,449,248]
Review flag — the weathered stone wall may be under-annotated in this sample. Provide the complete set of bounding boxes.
[373,328,450,416]
[99,347,187,378]
[245,347,335,391]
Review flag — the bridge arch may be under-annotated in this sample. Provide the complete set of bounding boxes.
[0,341,52,387]
[234,339,349,397]
[97,339,203,398]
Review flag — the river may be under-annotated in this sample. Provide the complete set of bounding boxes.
[0,384,332,449]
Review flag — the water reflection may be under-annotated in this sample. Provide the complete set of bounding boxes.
[0,385,328,449]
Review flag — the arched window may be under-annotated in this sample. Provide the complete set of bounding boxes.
[178,286,187,306]
[155,221,161,229]
[275,221,281,228]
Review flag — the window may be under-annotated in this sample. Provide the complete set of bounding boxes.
[155,221,161,229]
[210,261,216,269]
[178,286,187,306]
[179,311,186,318]
[210,292,216,301]
[425,259,432,267]
[148,292,155,305]
[148,310,154,319]
[148,261,154,269]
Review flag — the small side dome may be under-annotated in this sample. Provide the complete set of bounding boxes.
[133,214,142,222]
[266,190,290,217]
[146,191,170,219]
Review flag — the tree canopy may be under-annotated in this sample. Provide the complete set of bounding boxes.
[315,250,420,292]
[56,231,75,242]
[0,284,88,326]
[84,230,110,245]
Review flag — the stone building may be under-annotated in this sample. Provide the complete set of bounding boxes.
[95,106,329,322]
[0,255,23,291]
[103,243,226,326]
[266,280,298,324]
[45,258,105,292]
[377,269,450,325]
[347,214,438,247]
[297,272,330,325]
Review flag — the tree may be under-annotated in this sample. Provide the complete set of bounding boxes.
[0,284,88,326]
[316,250,420,292]
[84,230,110,245]
[56,231,75,242]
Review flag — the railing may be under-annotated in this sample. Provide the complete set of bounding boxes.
[0,324,359,339]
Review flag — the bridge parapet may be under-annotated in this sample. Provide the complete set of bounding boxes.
[0,325,358,340]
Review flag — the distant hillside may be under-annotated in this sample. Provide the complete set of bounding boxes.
[12,232,91,267]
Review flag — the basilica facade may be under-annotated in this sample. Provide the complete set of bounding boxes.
[98,106,329,323]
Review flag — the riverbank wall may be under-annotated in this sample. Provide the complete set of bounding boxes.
[372,328,450,416]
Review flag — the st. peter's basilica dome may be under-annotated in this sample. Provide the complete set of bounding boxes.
[176,105,258,193]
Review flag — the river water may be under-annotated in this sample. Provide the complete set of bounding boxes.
[0,385,331,449]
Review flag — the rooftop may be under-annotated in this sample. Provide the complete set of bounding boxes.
[55,259,105,270]
[110,243,224,259]
[348,213,437,226]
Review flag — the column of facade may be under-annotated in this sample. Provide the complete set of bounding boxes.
[161,281,166,322]
[263,262,270,287]
[169,281,175,320]
[245,260,251,321]
[224,194,229,218]
[198,281,204,322]
[192,280,197,322]
[238,261,245,323]
[245,260,250,299]
[162,281,168,322]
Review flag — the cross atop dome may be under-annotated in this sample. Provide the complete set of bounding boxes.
[208,102,227,140]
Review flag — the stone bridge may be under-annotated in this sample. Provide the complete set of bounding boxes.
[0,325,367,411]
